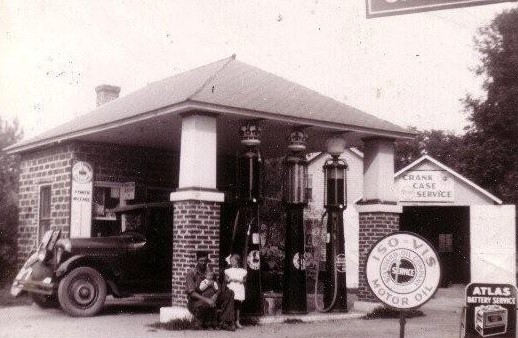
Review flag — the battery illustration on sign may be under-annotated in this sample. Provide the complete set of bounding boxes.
[475,305,508,337]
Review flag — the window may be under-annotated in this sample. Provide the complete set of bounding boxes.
[306,174,313,202]
[39,185,51,243]
[92,185,121,237]
[438,233,453,253]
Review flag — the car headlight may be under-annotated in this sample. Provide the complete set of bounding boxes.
[38,249,49,262]
[55,247,63,264]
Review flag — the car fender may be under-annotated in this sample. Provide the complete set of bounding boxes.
[56,255,115,281]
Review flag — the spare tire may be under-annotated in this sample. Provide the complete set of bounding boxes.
[57,267,107,317]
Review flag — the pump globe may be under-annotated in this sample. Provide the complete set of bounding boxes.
[326,136,347,157]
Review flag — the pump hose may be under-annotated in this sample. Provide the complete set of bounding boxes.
[313,211,340,313]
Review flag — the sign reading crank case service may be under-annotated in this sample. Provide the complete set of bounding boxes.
[397,170,454,203]
[366,0,514,18]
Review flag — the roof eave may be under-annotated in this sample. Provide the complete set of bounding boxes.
[5,100,415,155]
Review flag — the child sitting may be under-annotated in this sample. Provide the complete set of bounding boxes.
[197,269,219,329]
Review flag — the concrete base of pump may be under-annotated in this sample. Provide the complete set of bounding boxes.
[159,306,193,323]
[353,301,382,313]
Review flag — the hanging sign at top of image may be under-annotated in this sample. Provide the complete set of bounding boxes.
[366,0,515,18]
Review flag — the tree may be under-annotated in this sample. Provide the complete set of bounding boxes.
[395,127,462,172]
[461,7,518,204]
[0,117,22,285]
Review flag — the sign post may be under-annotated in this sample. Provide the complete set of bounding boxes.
[463,283,516,338]
[366,232,442,337]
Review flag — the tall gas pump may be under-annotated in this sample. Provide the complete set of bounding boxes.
[316,137,348,312]
[282,130,308,314]
[235,122,263,315]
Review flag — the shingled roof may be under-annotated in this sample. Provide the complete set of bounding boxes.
[6,55,413,154]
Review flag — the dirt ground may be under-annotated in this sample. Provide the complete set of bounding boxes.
[0,296,465,338]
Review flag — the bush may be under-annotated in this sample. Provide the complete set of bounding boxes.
[362,306,425,320]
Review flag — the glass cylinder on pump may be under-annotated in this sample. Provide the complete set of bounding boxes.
[323,158,347,209]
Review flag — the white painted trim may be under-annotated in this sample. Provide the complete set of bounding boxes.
[394,155,502,204]
[170,190,225,202]
[159,306,193,322]
[355,203,403,214]
[36,183,53,247]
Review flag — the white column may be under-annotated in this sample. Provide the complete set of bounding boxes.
[170,112,224,202]
[361,137,398,205]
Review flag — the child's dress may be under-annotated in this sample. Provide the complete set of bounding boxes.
[224,267,247,301]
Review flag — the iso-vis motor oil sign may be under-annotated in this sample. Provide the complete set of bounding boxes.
[366,232,441,309]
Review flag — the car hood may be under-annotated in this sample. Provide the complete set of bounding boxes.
[63,237,125,255]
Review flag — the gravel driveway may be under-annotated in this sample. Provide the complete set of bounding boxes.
[0,296,465,338]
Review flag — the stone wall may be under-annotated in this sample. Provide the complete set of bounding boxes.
[17,144,74,265]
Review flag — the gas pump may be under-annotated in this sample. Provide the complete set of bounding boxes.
[282,130,308,314]
[234,122,263,315]
[314,137,348,313]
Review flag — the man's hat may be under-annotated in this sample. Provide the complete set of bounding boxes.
[195,251,209,259]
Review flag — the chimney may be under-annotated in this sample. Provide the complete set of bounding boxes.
[95,84,121,106]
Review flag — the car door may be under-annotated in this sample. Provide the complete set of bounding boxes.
[141,205,172,293]
[117,231,147,292]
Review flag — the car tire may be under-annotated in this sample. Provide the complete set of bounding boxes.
[31,293,59,308]
[57,267,107,317]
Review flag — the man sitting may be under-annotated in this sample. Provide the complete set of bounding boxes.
[185,251,235,330]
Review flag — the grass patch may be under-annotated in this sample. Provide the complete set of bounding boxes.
[240,316,260,326]
[362,306,425,320]
[284,318,304,324]
[149,318,195,331]
[0,283,31,307]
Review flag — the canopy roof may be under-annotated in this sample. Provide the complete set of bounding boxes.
[7,55,414,155]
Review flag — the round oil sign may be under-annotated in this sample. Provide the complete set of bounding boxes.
[366,232,441,309]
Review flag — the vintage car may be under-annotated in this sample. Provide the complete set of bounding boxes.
[11,202,172,317]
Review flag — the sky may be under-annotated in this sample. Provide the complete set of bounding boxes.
[1,0,517,140]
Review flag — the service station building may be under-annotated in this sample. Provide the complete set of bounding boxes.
[7,56,515,316]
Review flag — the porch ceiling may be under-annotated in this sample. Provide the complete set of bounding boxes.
[70,112,370,158]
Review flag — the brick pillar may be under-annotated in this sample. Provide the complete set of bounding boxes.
[354,137,402,312]
[171,200,221,307]
[160,112,225,322]
[357,210,400,302]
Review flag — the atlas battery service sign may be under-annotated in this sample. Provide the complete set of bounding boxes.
[366,232,441,309]
[463,283,516,338]
[396,170,454,203]
[366,0,515,18]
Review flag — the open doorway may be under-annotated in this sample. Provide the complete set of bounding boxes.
[400,206,470,286]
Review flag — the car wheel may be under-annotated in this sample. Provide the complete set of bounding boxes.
[31,293,59,308]
[57,267,107,317]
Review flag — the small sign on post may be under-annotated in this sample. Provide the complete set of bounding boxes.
[463,283,516,338]
[121,182,135,200]
[366,232,442,337]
